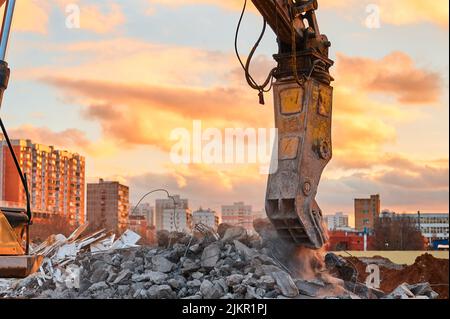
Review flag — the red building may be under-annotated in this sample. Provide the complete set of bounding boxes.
[129,214,156,244]
[326,230,374,251]
[129,215,148,236]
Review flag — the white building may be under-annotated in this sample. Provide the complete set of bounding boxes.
[192,208,219,230]
[325,212,349,230]
[406,213,449,242]
[162,208,192,233]
[132,203,155,227]
[155,195,189,231]
[221,202,254,233]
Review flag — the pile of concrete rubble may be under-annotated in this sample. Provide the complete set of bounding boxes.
[0,220,441,299]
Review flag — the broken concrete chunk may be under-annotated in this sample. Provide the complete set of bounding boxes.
[222,226,247,243]
[428,291,439,299]
[233,240,255,260]
[191,271,204,280]
[189,244,201,254]
[258,275,276,290]
[200,279,226,299]
[217,223,233,238]
[325,253,357,282]
[88,281,109,292]
[245,286,261,299]
[408,282,433,297]
[253,218,278,243]
[295,279,324,297]
[226,274,244,287]
[183,294,202,299]
[272,271,299,298]
[152,256,175,273]
[255,264,283,277]
[201,243,220,268]
[131,271,168,284]
[113,270,132,285]
[385,283,416,299]
[186,279,202,288]
[147,285,176,299]
[181,260,200,274]
[90,268,109,283]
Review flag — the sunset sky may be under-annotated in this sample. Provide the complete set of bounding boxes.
[3,0,449,224]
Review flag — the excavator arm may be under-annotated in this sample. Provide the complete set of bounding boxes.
[248,0,334,249]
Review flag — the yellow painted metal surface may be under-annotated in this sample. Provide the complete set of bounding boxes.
[279,137,300,160]
[317,85,332,117]
[280,88,304,114]
[0,213,24,256]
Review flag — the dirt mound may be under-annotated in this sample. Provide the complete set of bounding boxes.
[345,253,449,299]
[381,254,449,299]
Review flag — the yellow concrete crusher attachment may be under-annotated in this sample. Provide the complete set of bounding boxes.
[245,0,333,249]
[265,78,331,249]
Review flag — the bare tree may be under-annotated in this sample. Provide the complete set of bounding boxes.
[30,215,77,243]
[373,216,426,250]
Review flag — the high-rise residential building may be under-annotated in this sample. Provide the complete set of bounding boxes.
[354,194,381,232]
[155,195,188,231]
[192,208,219,230]
[0,139,85,226]
[87,179,130,234]
[325,212,349,230]
[221,202,253,232]
[131,203,155,227]
[162,208,192,233]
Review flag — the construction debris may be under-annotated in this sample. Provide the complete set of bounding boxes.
[342,253,448,299]
[0,221,445,299]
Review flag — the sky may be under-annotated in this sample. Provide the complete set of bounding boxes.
[2,0,449,225]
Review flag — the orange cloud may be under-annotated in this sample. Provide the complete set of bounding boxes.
[11,0,125,34]
[78,3,125,34]
[148,0,449,27]
[9,125,91,152]
[378,0,449,28]
[41,76,272,151]
[335,52,443,105]
[33,42,442,174]
[7,125,124,158]
[13,0,49,34]
[18,38,239,88]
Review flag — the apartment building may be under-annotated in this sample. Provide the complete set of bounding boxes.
[87,179,129,234]
[0,139,85,226]
[354,194,380,232]
[192,208,219,230]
